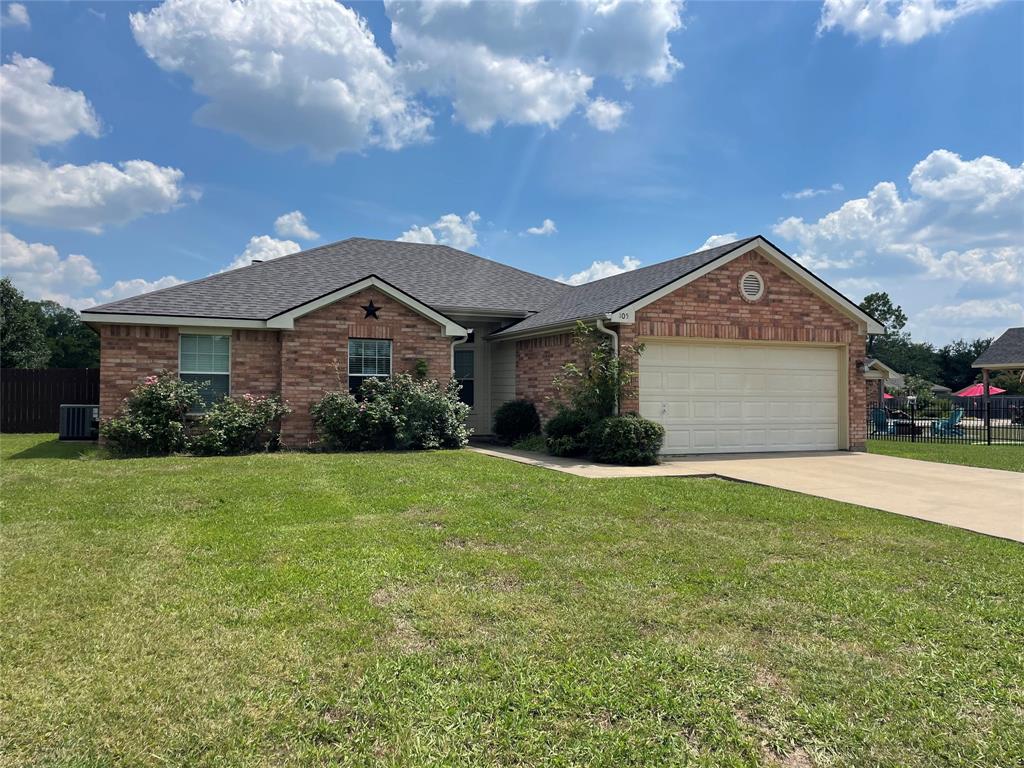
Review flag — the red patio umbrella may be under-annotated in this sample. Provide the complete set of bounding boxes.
[883,393,894,400]
[953,382,1006,397]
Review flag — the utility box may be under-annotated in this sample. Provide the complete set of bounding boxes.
[59,404,99,441]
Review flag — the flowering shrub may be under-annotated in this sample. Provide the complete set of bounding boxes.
[101,371,202,457]
[191,393,291,456]
[311,374,470,451]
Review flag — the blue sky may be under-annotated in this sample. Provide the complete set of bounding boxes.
[1,0,1021,345]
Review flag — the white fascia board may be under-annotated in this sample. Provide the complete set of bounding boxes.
[613,237,885,335]
[265,275,468,336]
[80,312,267,329]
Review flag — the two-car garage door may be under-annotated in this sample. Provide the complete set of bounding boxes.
[639,342,841,454]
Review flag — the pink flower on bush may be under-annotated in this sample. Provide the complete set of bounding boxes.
[143,375,158,385]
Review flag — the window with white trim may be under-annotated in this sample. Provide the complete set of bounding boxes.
[179,333,230,407]
[348,338,392,394]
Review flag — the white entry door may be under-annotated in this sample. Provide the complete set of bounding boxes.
[639,342,841,454]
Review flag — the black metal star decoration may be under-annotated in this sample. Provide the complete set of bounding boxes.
[362,300,380,319]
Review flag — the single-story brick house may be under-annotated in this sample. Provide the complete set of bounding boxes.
[81,235,883,453]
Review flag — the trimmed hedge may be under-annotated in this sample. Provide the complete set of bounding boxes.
[493,399,541,443]
[589,415,665,465]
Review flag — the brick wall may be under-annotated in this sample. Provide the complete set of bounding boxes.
[97,290,452,448]
[513,249,869,450]
[231,329,281,395]
[279,289,452,446]
[515,333,587,421]
[98,324,179,421]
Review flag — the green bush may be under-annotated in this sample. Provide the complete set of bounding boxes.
[101,371,202,457]
[544,408,592,457]
[493,399,541,443]
[589,415,665,465]
[311,374,471,451]
[192,394,291,456]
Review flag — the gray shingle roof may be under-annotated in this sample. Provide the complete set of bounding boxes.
[973,327,1024,367]
[86,237,570,319]
[491,237,757,337]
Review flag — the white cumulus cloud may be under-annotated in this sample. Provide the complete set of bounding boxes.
[130,0,431,159]
[818,0,1002,44]
[524,218,557,237]
[0,55,192,231]
[397,211,480,251]
[386,0,681,132]
[697,233,740,251]
[585,98,629,132]
[274,210,319,241]
[557,256,642,286]
[773,149,1024,278]
[2,3,30,28]
[1,160,189,233]
[224,234,301,272]
[0,54,100,161]
[0,230,181,309]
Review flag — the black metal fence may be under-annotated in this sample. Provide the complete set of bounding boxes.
[867,397,1024,445]
[0,368,99,433]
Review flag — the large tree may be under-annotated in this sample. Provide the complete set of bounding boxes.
[0,277,49,368]
[859,291,908,356]
[34,299,99,368]
[936,337,991,393]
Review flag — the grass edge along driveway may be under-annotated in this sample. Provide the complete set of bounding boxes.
[867,438,1024,471]
[2,434,1022,767]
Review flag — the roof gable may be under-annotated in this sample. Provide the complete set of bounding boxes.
[493,236,883,338]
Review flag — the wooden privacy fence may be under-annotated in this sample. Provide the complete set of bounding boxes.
[1,368,99,433]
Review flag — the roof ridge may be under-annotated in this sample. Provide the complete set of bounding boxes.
[561,236,757,292]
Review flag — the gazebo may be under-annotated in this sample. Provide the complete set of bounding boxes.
[971,327,1023,423]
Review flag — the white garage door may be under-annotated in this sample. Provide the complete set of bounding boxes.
[639,342,841,454]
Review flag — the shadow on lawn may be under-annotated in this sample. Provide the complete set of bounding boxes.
[5,438,97,460]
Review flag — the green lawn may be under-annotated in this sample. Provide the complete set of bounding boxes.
[867,439,1024,472]
[2,434,1022,767]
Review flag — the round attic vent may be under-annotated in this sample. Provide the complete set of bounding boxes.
[740,271,765,301]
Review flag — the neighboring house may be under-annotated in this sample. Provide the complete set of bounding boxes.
[863,358,904,405]
[81,235,883,454]
[972,326,1024,398]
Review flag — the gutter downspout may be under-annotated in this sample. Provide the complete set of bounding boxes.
[450,331,469,377]
[595,316,619,415]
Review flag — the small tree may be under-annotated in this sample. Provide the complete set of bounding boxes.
[551,321,643,422]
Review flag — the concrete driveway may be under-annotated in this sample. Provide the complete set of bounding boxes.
[470,447,1024,542]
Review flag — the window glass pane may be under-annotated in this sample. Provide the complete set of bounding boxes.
[454,349,474,380]
[181,373,229,409]
[458,380,474,407]
[349,339,391,376]
[180,334,230,373]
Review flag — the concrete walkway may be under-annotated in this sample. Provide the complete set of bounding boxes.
[470,446,1024,542]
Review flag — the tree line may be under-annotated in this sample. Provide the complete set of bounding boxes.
[859,291,1020,395]
[0,277,100,369]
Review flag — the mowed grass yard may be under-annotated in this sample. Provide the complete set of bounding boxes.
[2,434,1022,768]
[867,439,1024,472]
